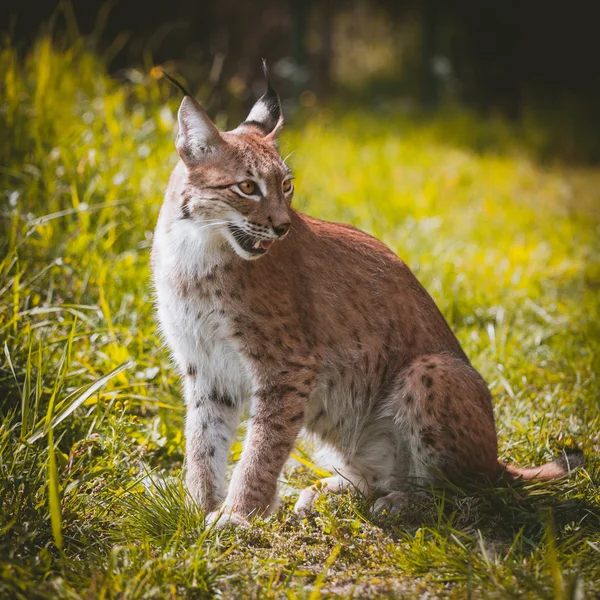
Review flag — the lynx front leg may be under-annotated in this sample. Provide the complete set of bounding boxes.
[212,381,309,524]
[184,374,242,512]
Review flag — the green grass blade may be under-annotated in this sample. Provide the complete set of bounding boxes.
[47,417,63,550]
[27,360,133,443]
[37,318,78,551]
[20,324,33,438]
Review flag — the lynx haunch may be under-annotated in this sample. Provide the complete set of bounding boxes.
[152,67,579,526]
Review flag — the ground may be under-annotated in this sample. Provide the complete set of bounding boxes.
[1,38,599,599]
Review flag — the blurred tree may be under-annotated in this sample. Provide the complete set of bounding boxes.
[2,0,598,161]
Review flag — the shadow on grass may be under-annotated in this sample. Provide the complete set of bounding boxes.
[366,470,600,549]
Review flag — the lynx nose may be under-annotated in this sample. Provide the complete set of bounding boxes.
[273,221,291,238]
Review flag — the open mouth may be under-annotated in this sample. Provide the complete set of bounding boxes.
[228,225,275,256]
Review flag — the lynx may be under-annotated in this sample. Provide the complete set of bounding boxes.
[152,67,579,526]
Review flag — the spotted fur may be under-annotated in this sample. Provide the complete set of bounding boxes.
[152,74,581,525]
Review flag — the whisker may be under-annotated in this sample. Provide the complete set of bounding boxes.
[194,223,229,233]
[283,150,296,165]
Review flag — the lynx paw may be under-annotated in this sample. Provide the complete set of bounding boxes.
[206,507,250,529]
[371,491,423,516]
[294,474,367,516]
[294,484,321,516]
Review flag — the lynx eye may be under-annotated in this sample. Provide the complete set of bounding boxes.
[238,181,257,195]
[282,179,293,193]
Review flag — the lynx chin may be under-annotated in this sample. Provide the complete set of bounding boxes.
[151,65,581,527]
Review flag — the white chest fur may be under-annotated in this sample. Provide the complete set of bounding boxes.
[153,222,254,403]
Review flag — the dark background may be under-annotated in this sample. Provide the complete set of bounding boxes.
[2,0,599,162]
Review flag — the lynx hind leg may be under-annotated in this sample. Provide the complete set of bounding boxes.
[391,353,499,485]
[295,430,398,515]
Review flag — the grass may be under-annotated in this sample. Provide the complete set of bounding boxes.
[1,35,599,599]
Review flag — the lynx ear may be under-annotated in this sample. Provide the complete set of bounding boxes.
[176,96,224,166]
[239,60,284,138]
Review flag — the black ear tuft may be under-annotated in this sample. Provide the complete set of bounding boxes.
[261,58,276,98]
[239,60,283,136]
[162,70,193,98]
[555,447,584,473]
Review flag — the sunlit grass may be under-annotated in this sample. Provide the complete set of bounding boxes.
[1,36,599,598]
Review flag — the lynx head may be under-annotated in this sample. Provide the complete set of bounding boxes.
[170,64,293,261]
